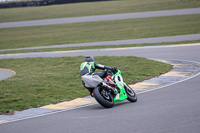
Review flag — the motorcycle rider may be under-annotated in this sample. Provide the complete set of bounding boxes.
[80,56,117,96]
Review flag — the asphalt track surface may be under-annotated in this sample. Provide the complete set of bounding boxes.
[0,44,200,133]
[1,8,200,133]
[0,68,15,81]
[1,34,200,52]
[0,8,200,28]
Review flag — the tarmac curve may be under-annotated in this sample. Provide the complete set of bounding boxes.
[0,8,199,28]
[0,7,200,133]
[0,44,200,133]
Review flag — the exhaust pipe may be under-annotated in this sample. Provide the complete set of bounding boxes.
[100,82,118,95]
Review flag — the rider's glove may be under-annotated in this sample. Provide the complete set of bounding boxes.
[111,67,118,74]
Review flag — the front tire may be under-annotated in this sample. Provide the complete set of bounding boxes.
[124,84,137,102]
[93,87,114,108]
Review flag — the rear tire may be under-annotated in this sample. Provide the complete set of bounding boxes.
[124,84,137,102]
[93,87,114,108]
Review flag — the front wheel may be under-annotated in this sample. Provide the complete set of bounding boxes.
[93,87,114,108]
[124,84,137,102]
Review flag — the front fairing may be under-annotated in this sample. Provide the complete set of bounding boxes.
[113,69,128,102]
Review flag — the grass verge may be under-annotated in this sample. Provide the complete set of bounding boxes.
[0,56,173,114]
[0,14,200,50]
[0,0,200,22]
[0,40,200,54]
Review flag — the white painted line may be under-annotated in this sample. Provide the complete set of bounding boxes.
[137,59,200,94]
[138,67,200,95]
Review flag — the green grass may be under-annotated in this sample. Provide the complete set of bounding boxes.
[0,40,200,54]
[0,56,173,114]
[0,14,199,50]
[0,0,200,23]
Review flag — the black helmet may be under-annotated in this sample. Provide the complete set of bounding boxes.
[84,56,95,62]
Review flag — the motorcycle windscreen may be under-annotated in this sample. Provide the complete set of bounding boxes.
[81,75,103,88]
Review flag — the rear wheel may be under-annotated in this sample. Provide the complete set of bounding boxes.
[93,87,114,108]
[124,84,137,102]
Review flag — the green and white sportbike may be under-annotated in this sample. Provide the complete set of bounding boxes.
[81,69,137,108]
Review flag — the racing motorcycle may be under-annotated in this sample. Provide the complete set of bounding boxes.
[81,69,137,108]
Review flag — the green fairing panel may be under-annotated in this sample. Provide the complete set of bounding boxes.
[114,69,121,76]
[113,69,127,102]
[114,81,127,102]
